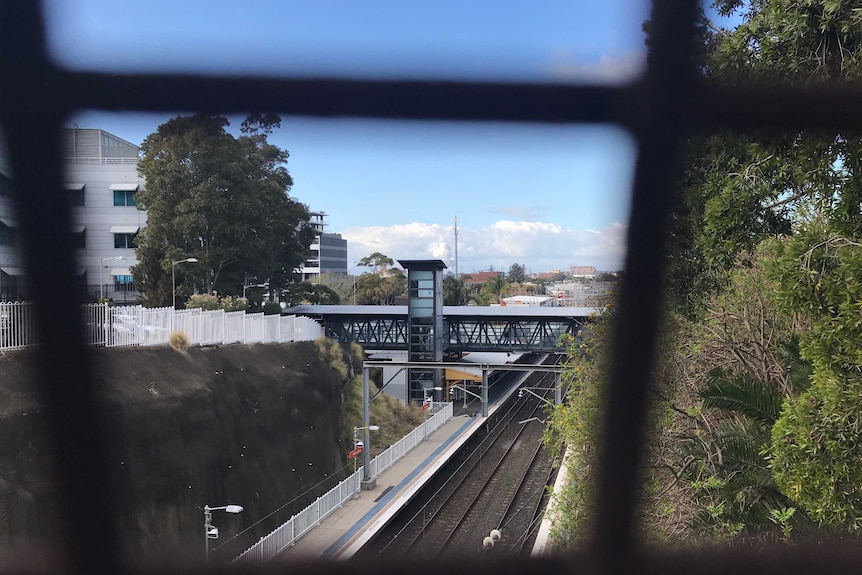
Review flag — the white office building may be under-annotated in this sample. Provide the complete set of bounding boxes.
[0,128,145,302]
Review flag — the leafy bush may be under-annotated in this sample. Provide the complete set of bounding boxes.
[262,302,282,315]
[770,371,862,530]
[185,293,221,311]
[185,293,249,312]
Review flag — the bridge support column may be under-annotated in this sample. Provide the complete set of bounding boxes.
[361,366,376,490]
[481,368,488,417]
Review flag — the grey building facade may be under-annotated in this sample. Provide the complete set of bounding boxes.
[1,128,145,302]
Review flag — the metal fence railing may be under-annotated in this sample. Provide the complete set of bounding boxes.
[0,301,39,350]
[0,302,323,351]
[234,402,454,563]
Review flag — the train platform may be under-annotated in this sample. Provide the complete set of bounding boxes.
[276,411,487,561]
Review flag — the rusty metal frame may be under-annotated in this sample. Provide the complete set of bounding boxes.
[2,0,862,573]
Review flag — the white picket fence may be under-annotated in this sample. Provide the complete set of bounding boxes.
[234,402,455,563]
[0,302,322,350]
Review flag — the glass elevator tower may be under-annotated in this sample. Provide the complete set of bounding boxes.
[398,259,447,404]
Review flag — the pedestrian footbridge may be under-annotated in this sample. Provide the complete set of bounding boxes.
[284,305,597,353]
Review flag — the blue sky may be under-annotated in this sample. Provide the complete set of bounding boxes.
[45,1,654,274]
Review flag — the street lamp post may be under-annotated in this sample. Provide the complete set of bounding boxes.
[423,386,443,418]
[171,257,199,309]
[99,256,125,301]
[203,503,243,563]
[352,424,379,476]
[243,282,269,310]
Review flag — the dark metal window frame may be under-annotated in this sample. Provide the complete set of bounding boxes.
[2,0,861,573]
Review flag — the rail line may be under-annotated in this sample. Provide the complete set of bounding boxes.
[361,354,563,558]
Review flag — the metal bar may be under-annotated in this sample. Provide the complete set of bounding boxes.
[588,1,700,573]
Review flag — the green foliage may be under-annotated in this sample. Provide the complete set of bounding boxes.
[134,114,314,305]
[700,369,784,426]
[331,339,424,453]
[770,371,862,530]
[507,263,527,284]
[442,275,466,306]
[185,293,220,311]
[769,228,862,374]
[357,252,395,274]
[481,275,508,304]
[318,272,355,304]
[355,253,406,305]
[262,302,282,315]
[766,226,862,529]
[543,305,613,548]
[467,292,491,306]
[282,281,341,306]
[682,364,806,541]
[651,0,862,544]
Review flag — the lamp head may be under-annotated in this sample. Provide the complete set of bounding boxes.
[225,505,243,513]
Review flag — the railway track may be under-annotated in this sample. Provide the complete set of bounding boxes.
[360,355,563,558]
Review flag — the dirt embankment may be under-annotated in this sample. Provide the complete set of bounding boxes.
[0,341,353,560]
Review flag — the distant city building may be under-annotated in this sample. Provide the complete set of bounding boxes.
[299,211,348,281]
[570,265,597,278]
[500,295,551,307]
[0,128,145,302]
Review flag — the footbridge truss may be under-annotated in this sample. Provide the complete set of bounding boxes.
[284,305,598,353]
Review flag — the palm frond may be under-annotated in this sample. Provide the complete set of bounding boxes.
[700,368,785,425]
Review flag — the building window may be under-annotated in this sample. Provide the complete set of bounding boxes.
[71,229,85,249]
[114,275,134,290]
[113,190,136,207]
[0,222,15,246]
[70,189,85,206]
[114,233,136,248]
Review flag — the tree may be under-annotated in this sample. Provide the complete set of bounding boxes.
[355,252,406,305]
[133,114,314,306]
[507,263,527,284]
[318,272,355,304]
[665,1,862,316]
[482,274,508,304]
[357,252,396,275]
[442,275,466,306]
[281,281,341,306]
[655,0,862,539]
[767,226,862,529]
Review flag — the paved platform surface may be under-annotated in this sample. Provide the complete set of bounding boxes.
[276,412,484,561]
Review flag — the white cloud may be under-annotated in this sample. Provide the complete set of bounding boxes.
[544,50,645,84]
[343,220,627,273]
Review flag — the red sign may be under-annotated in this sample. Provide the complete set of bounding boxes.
[421,403,430,411]
[348,447,363,460]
